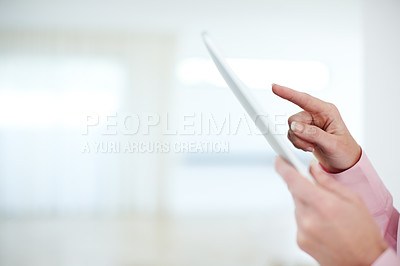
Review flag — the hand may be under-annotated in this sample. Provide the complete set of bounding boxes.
[272,84,361,173]
[275,157,388,266]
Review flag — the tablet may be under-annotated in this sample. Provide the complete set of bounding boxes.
[202,32,313,180]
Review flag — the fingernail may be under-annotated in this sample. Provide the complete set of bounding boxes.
[290,121,304,132]
[271,83,275,87]
[306,147,314,152]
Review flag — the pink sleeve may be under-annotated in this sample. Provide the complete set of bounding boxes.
[372,248,400,265]
[325,150,400,261]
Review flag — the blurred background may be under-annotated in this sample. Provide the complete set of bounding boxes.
[0,0,399,265]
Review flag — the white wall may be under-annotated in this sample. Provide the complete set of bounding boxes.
[0,0,364,217]
[0,32,177,216]
[363,0,400,207]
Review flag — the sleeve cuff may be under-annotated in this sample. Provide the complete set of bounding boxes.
[324,149,399,251]
[324,150,392,216]
[372,248,400,266]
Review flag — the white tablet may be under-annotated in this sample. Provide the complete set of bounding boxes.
[202,32,313,180]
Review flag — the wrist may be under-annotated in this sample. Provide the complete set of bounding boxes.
[344,144,362,171]
[318,144,362,174]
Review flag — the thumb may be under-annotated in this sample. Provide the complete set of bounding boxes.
[290,121,334,151]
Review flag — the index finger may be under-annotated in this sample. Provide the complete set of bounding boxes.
[272,84,327,113]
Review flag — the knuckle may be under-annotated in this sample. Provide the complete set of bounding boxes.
[296,231,310,251]
[325,102,340,118]
[326,102,338,111]
[299,215,314,233]
[305,125,318,136]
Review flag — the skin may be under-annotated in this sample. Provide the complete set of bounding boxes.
[272,84,361,173]
[271,84,388,265]
[275,157,388,266]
